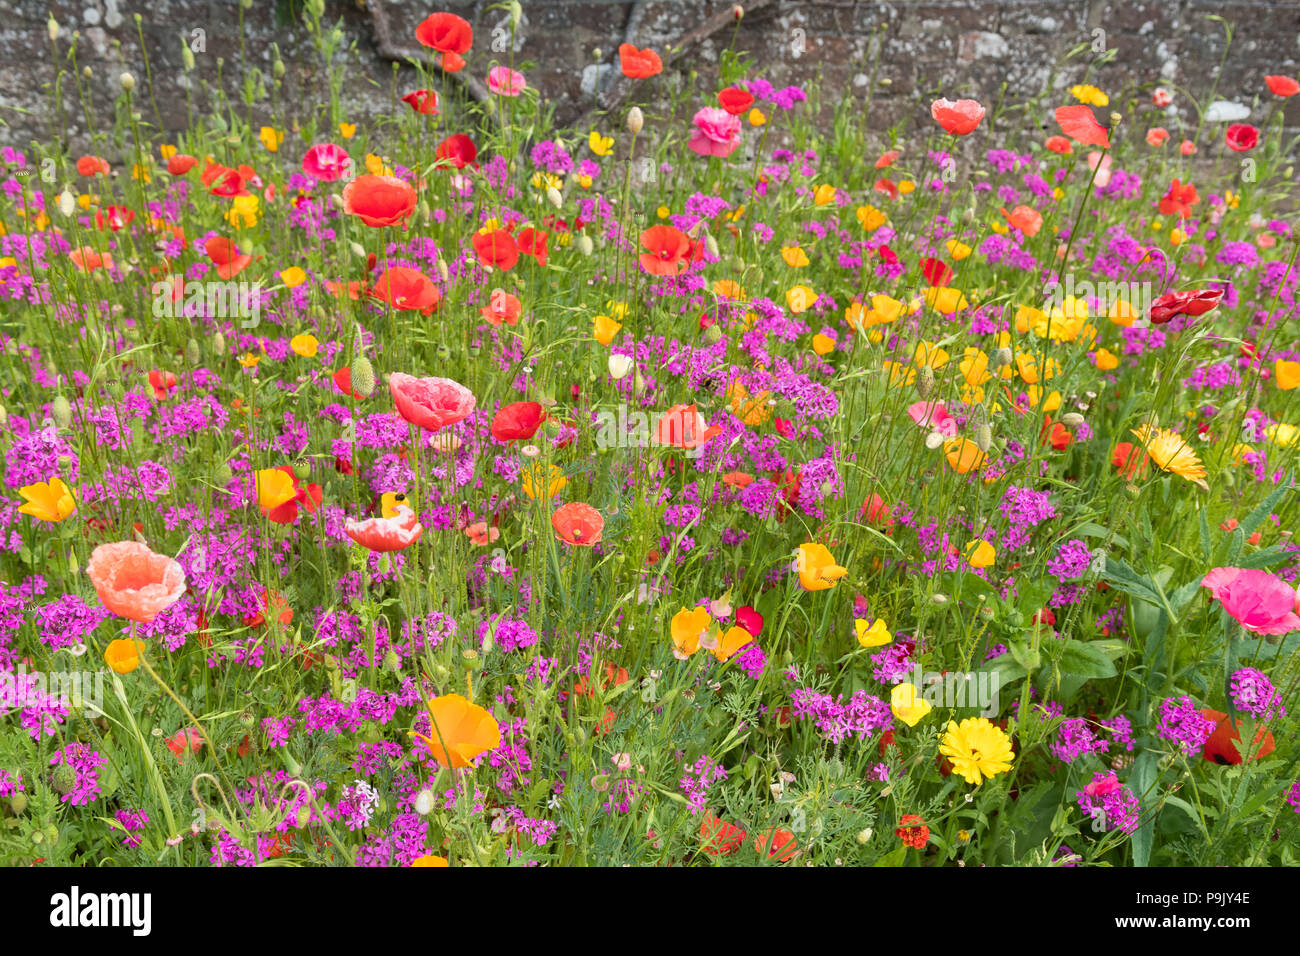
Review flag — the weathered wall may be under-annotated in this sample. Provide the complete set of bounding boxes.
[2,0,1299,156]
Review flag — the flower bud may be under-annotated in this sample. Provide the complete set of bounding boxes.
[733,4,744,20]
[924,431,945,450]
[350,356,375,398]
[349,241,366,258]
[1061,412,1085,429]
[8,791,28,814]
[51,395,72,428]
[212,331,227,356]
[546,185,563,208]
[705,234,720,259]
[82,66,93,80]
[184,338,200,366]
[975,424,992,452]
[577,234,594,256]
[273,58,286,79]
[932,592,949,606]
[992,347,1013,369]
[182,43,195,71]
[436,259,450,283]
[856,827,872,844]
[47,16,59,43]
[608,354,633,379]
[627,107,644,135]
[119,72,136,93]
[916,365,936,399]
[58,188,75,217]
[414,789,436,815]
[702,324,723,346]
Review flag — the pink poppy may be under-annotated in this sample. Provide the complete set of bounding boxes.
[388,372,476,431]
[687,107,742,158]
[487,66,527,97]
[653,404,722,451]
[906,400,958,438]
[301,143,352,182]
[87,541,187,623]
[930,98,985,136]
[1087,151,1112,188]
[345,507,424,552]
[1201,567,1300,636]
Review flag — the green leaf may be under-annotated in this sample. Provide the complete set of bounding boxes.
[1129,751,1158,867]
[874,842,907,867]
[1056,639,1118,680]
[1101,556,1162,606]
[1238,474,1292,539]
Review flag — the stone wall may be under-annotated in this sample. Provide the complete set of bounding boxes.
[2,0,1299,157]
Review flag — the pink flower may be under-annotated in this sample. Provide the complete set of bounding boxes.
[688,107,742,158]
[906,400,958,438]
[301,143,352,182]
[1087,151,1112,189]
[487,66,527,97]
[1202,567,1300,636]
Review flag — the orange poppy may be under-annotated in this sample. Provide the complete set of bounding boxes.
[76,155,111,177]
[87,541,186,623]
[1001,205,1043,237]
[341,174,418,228]
[412,694,501,769]
[166,154,198,176]
[700,812,747,855]
[639,224,692,276]
[552,502,604,546]
[480,289,521,326]
[618,43,662,79]
[1200,709,1275,765]
[204,237,251,279]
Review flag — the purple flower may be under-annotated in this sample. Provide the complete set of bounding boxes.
[1156,696,1215,756]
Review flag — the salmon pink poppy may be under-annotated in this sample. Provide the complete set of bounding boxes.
[166,153,197,176]
[69,246,114,273]
[653,404,721,450]
[1149,288,1222,324]
[369,267,441,313]
[1158,179,1198,218]
[487,66,527,97]
[1224,123,1258,152]
[618,43,662,79]
[389,372,476,432]
[204,237,251,279]
[1044,135,1073,154]
[930,98,985,136]
[552,502,604,547]
[301,143,351,181]
[76,155,110,177]
[1147,127,1170,147]
[87,541,186,623]
[436,133,478,170]
[1266,75,1300,97]
[492,401,546,441]
[717,87,754,115]
[688,106,742,157]
[639,224,692,276]
[416,12,473,56]
[473,229,519,271]
[1202,567,1300,636]
[907,400,958,438]
[345,506,424,552]
[148,370,177,401]
[1087,151,1112,188]
[342,174,418,228]
[875,150,899,169]
[1002,205,1043,237]
[1055,104,1110,148]
[1200,709,1275,765]
[480,289,521,326]
[402,89,440,115]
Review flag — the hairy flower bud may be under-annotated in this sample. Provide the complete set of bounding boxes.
[975,424,992,452]
[916,365,936,400]
[626,107,644,135]
[350,356,375,398]
[50,395,72,428]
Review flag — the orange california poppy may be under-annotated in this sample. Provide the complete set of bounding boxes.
[341,174,418,228]
[618,43,663,79]
[412,694,501,768]
[943,438,987,474]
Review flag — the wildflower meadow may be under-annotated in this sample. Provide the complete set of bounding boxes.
[1,1,1299,892]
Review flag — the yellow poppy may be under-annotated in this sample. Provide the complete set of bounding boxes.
[795,543,848,591]
[290,334,319,357]
[670,606,712,659]
[18,477,77,522]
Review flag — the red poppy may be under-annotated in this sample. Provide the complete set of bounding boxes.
[333,367,368,400]
[618,43,662,79]
[722,471,754,489]
[653,404,721,450]
[638,224,692,276]
[1266,75,1300,97]
[435,133,478,170]
[76,155,111,177]
[342,174,417,228]
[1158,179,1199,218]
[875,150,899,169]
[755,828,798,862]
[1224,123,1259,152]
[95,205,135,232]
[1002,205,1043,237]
[735,605,763,637]
[1110,442,1150,479]
[491,401,546,441]
[388,372,475,431]
[473,229,520,271]
[1201,709,1275,765]
[930,98,985,136]
[552,502,604,547]
[1055,104,1110,148]
[876,245,898,266]
[148,370,178,401]
[369,266,440,313]
[1044,135,1073,155]
[416,12,473,55]
[860,492,893,528]
[480,289,522,326]
[204,164,247,198]
[204,237,251,279]
[919,257,953,286]
[1149,288,1222,324]
[261,465,322,524]
[402,89,440,115]
[1040,415,1072,451]
[717,87,754,115]
[700,812,747,856]
[166,154,198,176]
[165,728,203,761]
[517,227,549,267]
[301,143,351,182]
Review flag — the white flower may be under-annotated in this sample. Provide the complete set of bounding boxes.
[1204,100,1250,123]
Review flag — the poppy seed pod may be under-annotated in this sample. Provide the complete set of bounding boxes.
[350,356,375,397]
[627,107,644,134]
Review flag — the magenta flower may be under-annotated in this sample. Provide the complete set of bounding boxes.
[487,66,527,97]
[687,107,742,158]
[1201,567,1300,636]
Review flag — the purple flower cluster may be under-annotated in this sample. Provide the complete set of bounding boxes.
[1075,772,1141,834]
[1229,668,1286,721]
[788,687,892,745]
[1156,696,1215,756]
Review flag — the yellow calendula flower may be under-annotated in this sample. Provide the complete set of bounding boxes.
[280,267,307,288]
[786,285,816,314]
[856,618,892,648]
[339,122,357,139]
[521,462,567,501]
[588,131,614,156]
[1132,424,1208,489]
[290,333,319,357]
[1070,84,1109,107]
[1224,189,1240,210]
[131,163,151,183]
[781,246,810,268]
[259,126,285,153]
[890,683,933,727]
[939,718,1015,785]
[18,477,77,522]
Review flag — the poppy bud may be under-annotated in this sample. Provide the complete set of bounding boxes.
[916,365,936,399]
[546,186,563,208]
[0,404,7,426]
[992,347,1012,369]
[856,827,872,844]
[185,337,200,365]
[47,15,59,42]
[1125,482,1141,499]
[574,726,587,748]
[733,4,744,19]
[58,188,75,217]
[350,356,375,397]
[182,42,195,71]
[924,431,945,450]
[608,354,633,379]
[632,370,646,398]
[705,234,720,259]
[45,826,61,844]
[414,789,436,815]
[273,58,285,79]
[577,234,594,256]
[51,763,76,795]
[731,256,746,275]
[702,324,723,345]
[50,395,72,428]
[82,66,93,80]
[437,259,450,283]
[480,628,495,656]
[1061,412,1085,428]
[8,791,27,814]
[592,48,603,60]
[975,424,992,452]
[384,650,402,671]
[932,593,949,605]
[119,72,135,92]
[214,462,233,484]
[627,107,644,134]
[349,241,365,258]
[419,200,431,223]
[212,331,227,356]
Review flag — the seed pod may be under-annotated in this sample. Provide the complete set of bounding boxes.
[626,107,644,134]
[350,356,375,397]
[702,324,723,346]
